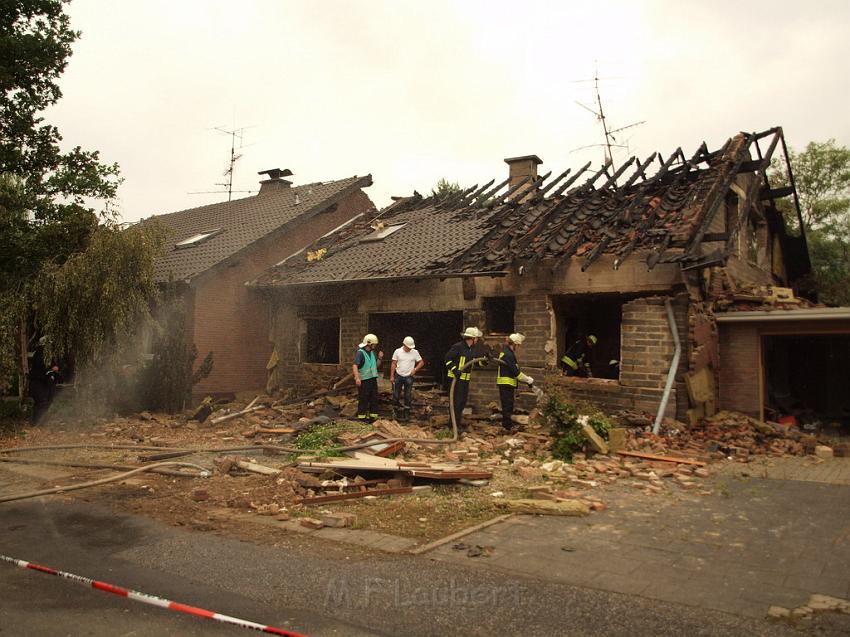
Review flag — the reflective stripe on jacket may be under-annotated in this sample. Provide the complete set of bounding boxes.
[496,346,521,387]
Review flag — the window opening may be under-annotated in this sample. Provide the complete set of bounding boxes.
[483,296,515,334]
[304,317,340,363]
[553,294,625,380]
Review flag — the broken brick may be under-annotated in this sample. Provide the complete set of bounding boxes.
[299,517,324,530]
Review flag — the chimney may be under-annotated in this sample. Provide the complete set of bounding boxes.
[258,168,293,195]
[504,155,542,202]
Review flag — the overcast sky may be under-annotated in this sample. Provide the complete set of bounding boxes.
[47,0,850,222]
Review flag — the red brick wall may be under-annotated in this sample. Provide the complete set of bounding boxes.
[191,190,374,399]
[718,323,760,417]
[546,295,687,419]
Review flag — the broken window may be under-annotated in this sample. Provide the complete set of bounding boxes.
[483,296,515,334]
[553,294,624,380]
[304,317,340,364]
[175,228,222,249]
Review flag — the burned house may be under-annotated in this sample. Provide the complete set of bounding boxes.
[252,128,845,425]
[150,169,375,399]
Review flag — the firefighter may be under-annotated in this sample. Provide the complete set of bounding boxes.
[353,333,383,422]
[561,334,597,377]
[496,333,534,431]
[444,327,484,431]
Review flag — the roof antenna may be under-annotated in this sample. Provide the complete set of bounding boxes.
[188,121,257,199]
[571,62,645,182]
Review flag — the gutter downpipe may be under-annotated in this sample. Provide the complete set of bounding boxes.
[652,299,681,435]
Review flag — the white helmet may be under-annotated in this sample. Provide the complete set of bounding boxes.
[508,333,526,345]
[363,333,379,345]
[462,327,483,339]
[403,336,415,348]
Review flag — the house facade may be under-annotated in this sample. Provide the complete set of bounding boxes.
[150,169,375,400]
[252,128,826,423]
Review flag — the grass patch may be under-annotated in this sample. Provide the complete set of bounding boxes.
[293,420,374,456]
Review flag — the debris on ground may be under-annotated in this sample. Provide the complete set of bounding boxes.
[1,375,846,544]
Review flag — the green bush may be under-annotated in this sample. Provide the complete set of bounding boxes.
[541,391,612,461]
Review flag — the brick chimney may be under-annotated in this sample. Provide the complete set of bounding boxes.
[504,155,542,201]
[258,168,293,195]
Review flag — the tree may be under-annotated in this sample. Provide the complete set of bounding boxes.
[770,139,850,232]
[0,1,159,407]
[769,139,850,306]
[431,178,462,201]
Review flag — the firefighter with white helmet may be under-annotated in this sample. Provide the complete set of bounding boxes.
[444,326,485,432]
[496,332,534,431]
[353,333,383,422]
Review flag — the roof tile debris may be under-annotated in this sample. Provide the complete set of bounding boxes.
[255,128,791,288]
[147,175,372,282]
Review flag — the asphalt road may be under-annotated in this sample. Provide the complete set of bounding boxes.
[0,496,840,637]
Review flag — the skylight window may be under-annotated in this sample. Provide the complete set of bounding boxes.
[361,223,406,242]
[175,228,222,249]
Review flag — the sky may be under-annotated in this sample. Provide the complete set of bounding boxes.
[47,0,850,223]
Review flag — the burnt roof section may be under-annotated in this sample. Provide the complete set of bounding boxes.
[254,127,800,288]
[148,175,372,282]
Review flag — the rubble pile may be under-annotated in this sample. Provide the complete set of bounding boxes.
[616,410,810,460]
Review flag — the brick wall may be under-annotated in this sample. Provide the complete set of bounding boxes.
[718,323,761,417]
[191,190,373,400]
[513,293,552,367]
[545,295,687,419]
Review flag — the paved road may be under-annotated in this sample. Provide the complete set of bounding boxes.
[431,466,850,620]
[2,459,850,636]
[0,494,833,637]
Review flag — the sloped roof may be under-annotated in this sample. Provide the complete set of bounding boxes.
[254,128,798,288]
[149,175,372,281]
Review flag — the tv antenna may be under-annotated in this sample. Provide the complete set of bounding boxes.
[189,124,256,200]
[572,65,645,177]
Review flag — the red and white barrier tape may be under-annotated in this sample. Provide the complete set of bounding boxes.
[0,553,308,636]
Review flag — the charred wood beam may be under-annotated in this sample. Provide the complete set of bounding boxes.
[751,126,782,141]
[459,180,494,206]
[613,146,696,270]
[495,176,531,205]
[737,159,768,173]
[581,235,610,271]
[550,161,591,197]
[600,157,636,190]
[623,153,657,188]
[724,131,780,255]
[536,168,572,199]
[680,249,726,271]
[684,133,755,256]
[646,234,671,270]
[760,185,794,200]
[437,183,478,210]
[477,177,511,206]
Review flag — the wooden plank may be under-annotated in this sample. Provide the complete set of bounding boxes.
[297,487,413,505]
[407,514,513,555]
[233,460,281,476]
[409,470,493,480]
[254,427,296,434]
[616,450,706,467]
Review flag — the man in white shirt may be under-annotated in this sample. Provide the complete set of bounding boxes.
[390,336,425,421]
